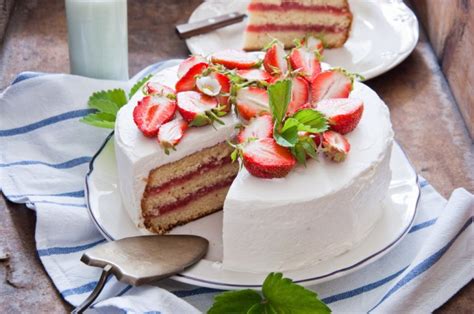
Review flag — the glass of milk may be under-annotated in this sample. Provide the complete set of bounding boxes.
[65,0,129,80]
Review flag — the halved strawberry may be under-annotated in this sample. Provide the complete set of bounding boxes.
[287,76,310,115]
[301,35,324,54]
[144,81,175,96]
[133,95,176,137]
[177,55,208,79]
[316,98,364,134]
[210,50,260,69]
[175,62,209,92]
[157,118,188,153]
[236,86,270,120]
[263,41,288,76]
[322,131,350,162]
[311,70,352,103]
[242,138,296,178]
[289,46,321,82]
[176,91,219,126]
[237,115,273,144]
[236,69,273,83]
[211,72,231,111]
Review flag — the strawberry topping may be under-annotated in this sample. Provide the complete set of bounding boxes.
[311,70,352,103]
[175,62,209,92]
[287,76,310,115]
[157,118,189,153]
[237,115,273,144]
[316,98,364,134]
[210,49,261,69]
[236,69,273,83]
[242,138,296,178]
[176,91,219,126]
[322,131,350,162]
[133,95,176,137]
[289,46,321,82]
[144,81,175,96]
[177,55,208,79]
[236,86,270,120]
[263,41,288,76]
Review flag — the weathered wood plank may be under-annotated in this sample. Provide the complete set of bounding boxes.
[411,0,474,139]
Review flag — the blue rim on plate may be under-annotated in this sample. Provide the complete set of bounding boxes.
[84,132,420,289]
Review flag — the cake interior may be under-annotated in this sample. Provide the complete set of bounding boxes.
[142,142,239,234]
[243,0,353,50]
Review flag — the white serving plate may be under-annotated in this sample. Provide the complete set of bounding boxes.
[85,134,419,290]
[185,0,419,80]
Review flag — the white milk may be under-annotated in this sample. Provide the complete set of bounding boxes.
[66,0,129,80]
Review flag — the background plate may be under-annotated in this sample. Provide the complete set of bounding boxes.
[185,0,419,80]
[85,135,419,290]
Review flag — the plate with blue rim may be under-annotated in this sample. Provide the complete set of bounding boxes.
[85,132,419,290]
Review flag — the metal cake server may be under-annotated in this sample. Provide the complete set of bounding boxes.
[72,235,208,313]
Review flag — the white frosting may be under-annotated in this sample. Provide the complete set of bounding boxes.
[222,82,394,272]
[115,66,239,227]
[115,65,394,272]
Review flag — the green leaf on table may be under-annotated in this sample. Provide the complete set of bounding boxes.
[89,88,128,111]
[207,273,331,314]
[208,289,262,314]
[80,112,116,129]
[262,272,331,314]
[129,74,152,99]
[268,79,292,128]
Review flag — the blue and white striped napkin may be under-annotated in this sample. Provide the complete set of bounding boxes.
[1,61,472,313]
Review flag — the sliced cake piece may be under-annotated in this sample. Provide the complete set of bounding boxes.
[243,0,353,51]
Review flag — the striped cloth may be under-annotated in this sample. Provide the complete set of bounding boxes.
[0,61,472,313]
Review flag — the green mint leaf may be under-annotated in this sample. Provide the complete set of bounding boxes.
[292,109,328,133]
[268,79,292,128]
[89,89,128,110]
[263,273,331,314]
[80,112,116,129]
[292,143,307,165]
[129,74,152,99]
[207,289,262,314]
[88,98,119,115]
[274,124,298,147]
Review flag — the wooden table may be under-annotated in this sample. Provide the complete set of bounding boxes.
[0,0,472,312]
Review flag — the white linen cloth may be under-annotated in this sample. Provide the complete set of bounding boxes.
[0,61,472,313]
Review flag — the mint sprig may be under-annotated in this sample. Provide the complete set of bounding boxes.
[208,272,331,314]
[80,74,152,129]
[267,80,328,164]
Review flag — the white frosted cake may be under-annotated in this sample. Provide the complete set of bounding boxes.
[114,39,393,272]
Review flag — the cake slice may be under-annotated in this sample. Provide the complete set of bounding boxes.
[115,65,240,234]
[243,0,353,50]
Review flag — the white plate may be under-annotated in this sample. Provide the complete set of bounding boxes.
[85,135,419,290]
[185,0,419,80]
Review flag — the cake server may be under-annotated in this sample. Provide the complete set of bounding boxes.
[176,12,246,39]
[72,235,208,314]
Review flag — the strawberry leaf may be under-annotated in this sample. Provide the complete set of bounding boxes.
[292,109,328,133]
[80,112,116,129]
[268,79,292,128]
[208,289,262,314]
[89,89,128,109]
[129,74,152,98]
[262,273,331,314]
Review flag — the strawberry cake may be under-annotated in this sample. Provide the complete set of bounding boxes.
[243,0,353,50]
[114,37,393,272]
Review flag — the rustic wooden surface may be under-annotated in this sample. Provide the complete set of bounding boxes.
[0,0,15,43]
[0,0,473,312]
[411,0,474,139]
